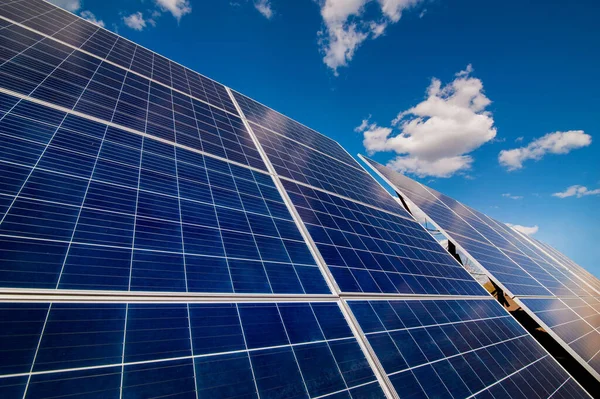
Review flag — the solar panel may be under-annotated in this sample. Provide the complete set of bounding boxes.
[361,155,600,381]
[0,1,592,397]
[348,298,588,399]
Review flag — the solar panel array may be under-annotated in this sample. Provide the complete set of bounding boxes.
[362,155,600,382]
[0,1,591,397]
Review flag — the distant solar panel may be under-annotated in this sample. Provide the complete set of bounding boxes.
[362,155,600,381]
[0,1,593,397]
[348,298,589,399]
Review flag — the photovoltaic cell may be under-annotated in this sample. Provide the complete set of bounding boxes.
[0,301,385,399]
[282,179,486,296]
[0,0,238,114]
[0,95,327,294]
[349,299,588,399]
[361,155,600,381]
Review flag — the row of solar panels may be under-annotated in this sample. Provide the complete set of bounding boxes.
[0,1,594,397]
[361,157,600,380]
[0,299,588,399]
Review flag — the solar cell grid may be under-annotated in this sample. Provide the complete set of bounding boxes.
[0,0,238,113]
[348,299,586,399]
[0,301,385,399]
[0,33,266,169]
[282,179,486,296]
[0,96,327,294]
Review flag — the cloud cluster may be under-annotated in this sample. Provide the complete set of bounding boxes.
[499,130,591,171]
[506,223,539,236]
[80,10,105,27]
[318,0,424,74]
[254,0,274,19]
[552,185,600,199]
[123,12,149,31]
[357,65,497,177]
[154,0,192,21]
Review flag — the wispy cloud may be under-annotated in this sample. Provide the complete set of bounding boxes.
[154,0,192,21]
[499,130,591,171]
[123,12,148,31]
[357,65,497,178]
[506,223,539,236]
[254,0,274,19]
[318,0,425,75]
[502,193,523,200]
[552,185,600,199]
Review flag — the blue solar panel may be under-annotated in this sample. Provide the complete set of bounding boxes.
[0,301,385,399]
[349,299,588,399]
[0,1,594,397]
[362,155,600,382]
[282,179,486,296]
[0,95,327,294]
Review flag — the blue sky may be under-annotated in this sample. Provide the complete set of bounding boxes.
[51,0,599,278]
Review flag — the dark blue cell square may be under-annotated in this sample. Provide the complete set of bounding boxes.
[0,162,32,195]
[295,265,330,294]
[125,304,192,362]
[348,302,384,333]
[0,237,68,289]
[84,181,138,214]
[27,366,121,399]
[189,304,244,355]
[130,250,186,292]
[349,381,386,398]
[412,364,453,399]
[181,223,225,257]
[0,376,26,399]
[409,328,444,362]
[263,262,304,294]
[367,333,406,374]
[369,301,404,331]
[433,360,471,399]
[123,359,196,399]
[282,240,316,265]
[195,352,258,399]
[59,244,131,291]
[389,330,427,368]
[134,217,182,252]
[329,267,361,293]
[329,339,376,386]
[278,304,324,344]
[0,303,49,375]
[389,371,428,399]
[238,304,289,349]
[294,342,346,397]
[229,259,271,293]
[250,347,308,399]
[179,199,218,228]
[221,230,261,260]
[216,207,251,233]
[186,255,233,293]
[34,304,125,371]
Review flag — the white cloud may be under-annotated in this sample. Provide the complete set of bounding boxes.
[515,136,524,142]
[502,193,523,200]
[357,65,497,178]
[499,130,591,171]
[318,0,424,74]
[154,0,192,20]
[123,12,148,31]
[254,0,274,19]
[506,223,539,236]
[47,0,81,12]
[80,10,105,28]
[552,185,600,199]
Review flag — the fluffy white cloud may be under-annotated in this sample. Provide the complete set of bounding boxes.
[47,0,81,12]
[123,12,148,31]
[357,65,497,177]
[552,185,600,199]
[506,223,539,236]
[499,130,591,171]
[154,0,192,20]
[80,10,104,28]
[254,0,274,19]
[502,193,523,200]
[318,0,424,74]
